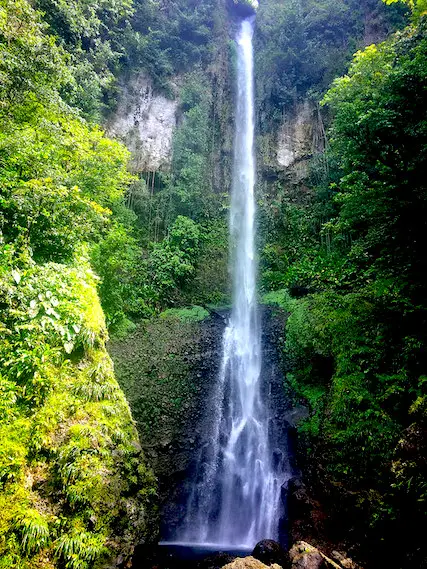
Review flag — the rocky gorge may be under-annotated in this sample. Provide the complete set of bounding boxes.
[1,0,425,566]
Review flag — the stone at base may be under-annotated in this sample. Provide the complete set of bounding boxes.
[222,556,282,569]
[289,542,363,569]
[252,539,290,568]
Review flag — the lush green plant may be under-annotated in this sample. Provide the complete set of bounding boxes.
[14,510,50,556]
[54,529,109,569]
[384,0,427,20]
[254,0,407,129]
[0,253,156,566]
[262,288,295,310]
[269,16,427,566]
[160,305,209,323]
[0,0,235,566]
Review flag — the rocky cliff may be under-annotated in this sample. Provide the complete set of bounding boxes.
[257,99,326,190]
[107,73,179,173]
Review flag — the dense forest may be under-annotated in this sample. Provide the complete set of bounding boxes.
[0,0,426,567]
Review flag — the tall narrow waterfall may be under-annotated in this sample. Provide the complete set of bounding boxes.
[178,17,287,548]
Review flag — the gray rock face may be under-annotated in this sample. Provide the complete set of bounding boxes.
[276,100,325,180]
[107,73,179,172]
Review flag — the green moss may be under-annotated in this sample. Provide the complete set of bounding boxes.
[160,305,209,323]
[0,419,30,484]
[262,288,295,311]
[109,316,203,445]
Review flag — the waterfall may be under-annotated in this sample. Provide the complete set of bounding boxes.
[176,17,288,548]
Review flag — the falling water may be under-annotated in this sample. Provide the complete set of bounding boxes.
[176,17,288,548]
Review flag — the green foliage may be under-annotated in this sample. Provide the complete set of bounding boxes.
[0,0,229,326]
[91,222,153,327]
[254,0,408,129]
[146,216,201,306]
[270,16,427,566]
[128,0,219,91]
[160,306,209,323]
[0,0,231,566]
[0,420,29,484]
[181,219,230,306]
[322,24,427,291]
[384,0,427,20]
[0,254,105,386]
[3,179,109,263]
[286,291,402,473]
[54,529,109,569]
[33,0,134,120]
[0,0,149,329]
[0,0,71,116]
[72,353,120,402]
[262,288,294,311]
[0,257,156,566]
[14,510,50,556]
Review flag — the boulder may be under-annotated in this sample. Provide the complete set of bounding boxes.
[197,552,236,569]
[289,542,341,569]
[252,540,290,567]
[288,542,365,569]
[222,556,282,569]
[289,543,326,569]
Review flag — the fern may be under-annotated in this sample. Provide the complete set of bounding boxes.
[14,509,50,555]
[73,356,118,402]
[54,531,109,569]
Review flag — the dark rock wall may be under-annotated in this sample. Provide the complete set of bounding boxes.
[109,314,225,540]
[109,308,297,545]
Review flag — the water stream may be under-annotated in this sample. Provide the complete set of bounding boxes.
[175,17,289,548]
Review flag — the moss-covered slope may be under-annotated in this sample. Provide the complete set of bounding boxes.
[0,255,156,569]
[108,308,225,538]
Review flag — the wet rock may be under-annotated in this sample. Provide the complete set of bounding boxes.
[222,556,282,569]
[289,542,343,569]
[289,542,325,569]
[287,477,330,548]
[196,552,236,569]
[252,540,289,567]
[287,478,314,518]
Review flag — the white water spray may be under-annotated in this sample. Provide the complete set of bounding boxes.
[177,18,288,548]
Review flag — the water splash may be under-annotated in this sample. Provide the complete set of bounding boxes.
[177,18,288,548]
